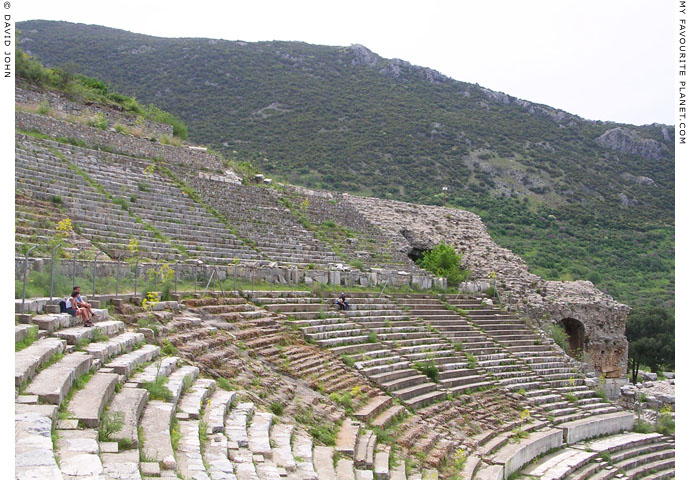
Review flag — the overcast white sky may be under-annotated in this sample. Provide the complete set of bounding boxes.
[16,0,675,125]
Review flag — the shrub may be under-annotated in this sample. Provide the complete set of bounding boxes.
[415,243,470,286]
[269,402,284,416]
[98,411,125,441]
[37,100,51,114]
[544,323,569,351]
[142,376,173,401]
[657,406,675,435]
[465,353,478,369]
[414,361,439,383]
[633,418,654,433]
[87,113,108,130]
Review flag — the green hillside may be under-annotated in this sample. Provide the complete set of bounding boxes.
[17,20,674,311]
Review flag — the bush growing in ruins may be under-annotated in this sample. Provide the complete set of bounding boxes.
[415,243,469,286]
[544,323,568,351]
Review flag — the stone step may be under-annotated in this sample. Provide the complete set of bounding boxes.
[178,420,211,480]
[56,428,105,480]
[178,378,216,419]
[55,320,125,345]
[353,395,393,422]
[68,371,119,428]
[393,382,438,401]
[293,432,318,480]
[371,405,406,429]
[374,445,390,480]
[15,337,67,387]
[109,387,149,448]
[313,446,338,480]
[140,400,176,470]
[354,430,376,469]
[336,458,356,480]
[382,374,429,392]
[336,418,361,457]
[204,389,236,433]
[404,390,447,409]
[15,324,37,344]
[559,412,634,444]
[106,344,160,377]
[101,450,142,480]
[25,351,92,405]
[130,356,179,385]
[15,411,61,480]
[226,402,255,448]
[84,331,145,362]
[167,365,201,406]
[491,428,564,479]
[204,431,237,480]
[271,423,296,472]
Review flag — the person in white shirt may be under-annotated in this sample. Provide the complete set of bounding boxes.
[66,291,92,327]
[72,286,95,321]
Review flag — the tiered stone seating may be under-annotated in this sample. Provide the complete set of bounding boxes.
[191,179,343,267]
[15,135,180,259]
[445,297,620,423]
[14,191,86,257]
[45,139,263,264]
[293,188,426,272]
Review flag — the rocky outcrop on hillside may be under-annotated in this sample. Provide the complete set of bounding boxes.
[597,127,669,161]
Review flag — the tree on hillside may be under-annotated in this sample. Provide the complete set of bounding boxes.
[626,306,674,383]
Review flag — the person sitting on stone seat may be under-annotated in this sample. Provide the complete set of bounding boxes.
[66,291,92,327]
[73,285,95,321]
[336,292,349,311]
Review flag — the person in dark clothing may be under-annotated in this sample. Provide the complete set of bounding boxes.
[336,292,349,311]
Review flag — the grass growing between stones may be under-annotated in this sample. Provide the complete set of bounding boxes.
[294,405,338,446]
[15,325,38,351]
[58,370,94,422]
[216,377,235,391]
[170,417,181,451]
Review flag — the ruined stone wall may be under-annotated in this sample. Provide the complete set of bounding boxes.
[16,258,445,292]
[16,85,173,138]
[341,194,629,378]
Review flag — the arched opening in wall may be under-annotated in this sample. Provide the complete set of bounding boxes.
[559,318,585,359]
[407,247,429,263]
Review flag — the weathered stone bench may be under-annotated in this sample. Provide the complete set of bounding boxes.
[105,344,160,377]
[15,337,66,386]
[68,371,119,428]
[109,387,149,448]
[559,411,634,444]
[15,412,61,480]
[25,351,92,404]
